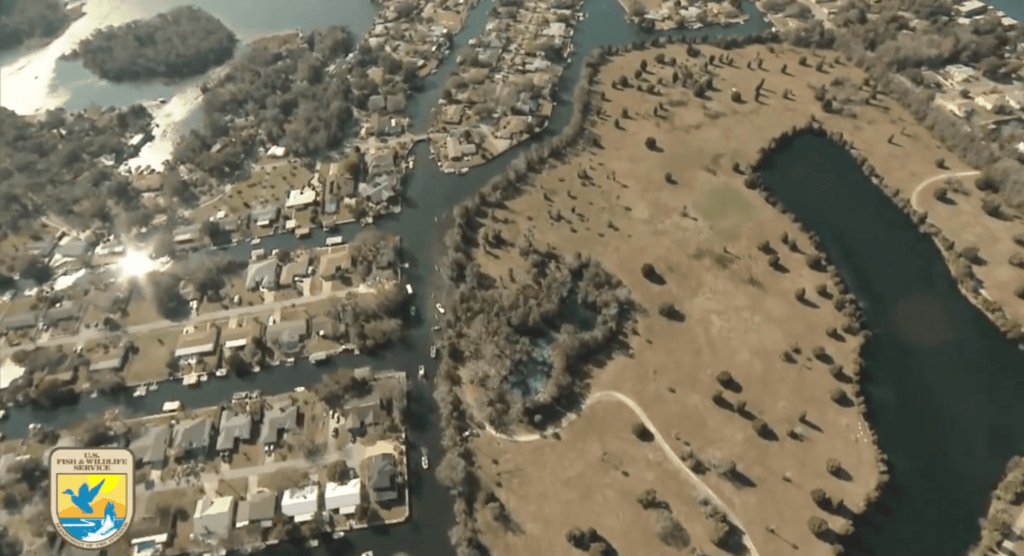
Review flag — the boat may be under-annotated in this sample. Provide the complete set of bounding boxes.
[0,409,7,420]
[215,368,228,377]
[294,386,306,393]
[418,365,425,379]
[430,344,438,359]
[162,401,183,413]
[253,364,262,373]
[331,531,346,539]
[199,373,210,382]
[405,284,413,295]
[147,381,159,392]
[421,448,429,470]
[326,235,345,246]
[183,374,200,387]
[435,303,445,314]
[285,357,296,366]
[250,237,261,245]
[361,551,374,556]
[410,305,416,316]
[458,167,469,175]
[132,385,148,397]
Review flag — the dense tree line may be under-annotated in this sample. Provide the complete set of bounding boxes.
[66,6,238,82]
[0,0,73,52]
[0,105,152,234]
[171,26,355,182]
[966,455,1024,555]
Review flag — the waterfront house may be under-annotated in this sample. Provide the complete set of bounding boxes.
[265,318,308,355]
[367,151,396,175]
[245,259,281,292]
[88,346,128,373]
[323,478,362,516]
[366,453,399,504]
[281,485,319,519]
[279,253,311,289]
[130,423,172,468]
[192,496,236,541]
[259,402,299,447]
[172,417,213,460]
[222,319,264,351]
[235,490,278,529]
[251,205,281,228]
[216,407,254,453]
[174,326,220,359]
[172,224,204,245]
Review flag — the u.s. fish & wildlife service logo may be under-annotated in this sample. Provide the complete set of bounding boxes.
[50,448,135,549]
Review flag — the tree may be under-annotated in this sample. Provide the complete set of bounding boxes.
[632,422,653,442]
[752,418,771,438]
[716,370,733,387]
[566,527,587,549]
[811,488,831,509]
[645,136,658,150]
[795,287,806,301]
[932,186,949,201]
[735,400,747,414]
[812,346,827,360]
[935,157,947,169]
[830,387,847,405]
[640,59,648,72]
[1009,253,1024,268]
[961,246,983,265]
[826,458,842,475]
[731,89,743,103]
[808,515,829,536]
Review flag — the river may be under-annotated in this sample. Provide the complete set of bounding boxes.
[759,134,1024,556]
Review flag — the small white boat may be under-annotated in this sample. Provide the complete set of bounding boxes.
[410,305,416,316]
[253,364,262,373]
[326,235,345,246]
[147,381,159,392]
[430,345,438,359]
[294,386,306,393]
[435,303,445,315]
[418,365,425,379]
[458,167,469,175]
[332,531,346,539]
[132,385,148,397]
[215,368,228,377]
[361,551,374,556]
[285,357,296,366]
[183,374,200,387]
[251,238,261,245]
[162,400,183,413]
[199,373,210,382]
[405,284,413,295]
[421,448,429,470]
[0,409,7,420]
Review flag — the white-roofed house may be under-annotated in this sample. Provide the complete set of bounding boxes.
[192,496,237,542]
[280,485,319,521]
[324,478,363,517]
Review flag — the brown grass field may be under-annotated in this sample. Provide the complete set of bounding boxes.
[455,42,996,555]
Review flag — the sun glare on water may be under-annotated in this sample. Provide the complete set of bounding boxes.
[119,249,157,279]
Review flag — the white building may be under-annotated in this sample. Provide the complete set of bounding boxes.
[281,485,319,519]
[285,188,318,209]
[267,146,288,158]
[323,478,362,516]
[192,496,236,541]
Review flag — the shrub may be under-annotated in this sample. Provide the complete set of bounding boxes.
[716,370,733,386]
[795,287,806,300]
[961,246,983,264]
[812,346,827,359]
[645,136,658,150]
[935,157,946,169]
[829,387,847,405]
[932,186,948,200]
[768,254,781,268]
[826,458,842,475]
[810,488,831,509]
[731,89,743,102]
[808,515,829,535]
[752,418,771,438]
[632,422,653,441]
[1010,253,1024,268]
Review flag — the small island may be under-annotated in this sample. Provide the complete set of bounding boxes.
[64,6,237,82]
[0,0,82,53]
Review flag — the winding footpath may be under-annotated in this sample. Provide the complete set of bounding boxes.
[909,170,981,212]
[486,390,761,556]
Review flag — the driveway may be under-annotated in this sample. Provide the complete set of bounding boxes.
[909,170,981,211]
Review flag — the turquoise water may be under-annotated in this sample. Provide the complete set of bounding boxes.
[59,517,126,542]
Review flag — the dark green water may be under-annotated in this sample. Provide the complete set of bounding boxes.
[759,133,1024,556]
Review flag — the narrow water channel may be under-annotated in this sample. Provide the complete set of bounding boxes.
[759,133,1024,556]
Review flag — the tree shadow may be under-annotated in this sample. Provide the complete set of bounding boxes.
[831,467,853,482]
[642,268,667,285]
[756,426,779,442]
[814,352,835,365]
[799,416,823,433]
[770,262,790,274]
[727,469,758,489]
[798,297,820,309]
[723,379,742,394]
[713,395,734,412]
[937,196,958,206]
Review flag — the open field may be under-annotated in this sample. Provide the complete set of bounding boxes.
[459,43,948,554]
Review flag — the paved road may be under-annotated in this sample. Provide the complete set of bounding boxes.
[0,286,356,358]
[485,390,762,556]
[909,170,981,211]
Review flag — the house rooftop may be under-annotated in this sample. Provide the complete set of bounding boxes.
[175,326,220,358]
[259,402,298,445]
[216,407,254,452]
[173,417,212,452]
[130,423,172,465]
[265,319,308,354]
[246,259,281,291]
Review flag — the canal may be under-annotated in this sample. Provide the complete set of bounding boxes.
[759,133,1024,556]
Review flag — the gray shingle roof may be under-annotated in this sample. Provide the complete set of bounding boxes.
[258,403,298,445]
[216,408,253,451]
[173,418,212,452]
[131,424,172,465]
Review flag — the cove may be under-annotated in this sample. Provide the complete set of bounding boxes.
[757,132,1024,556]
